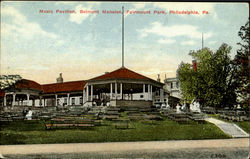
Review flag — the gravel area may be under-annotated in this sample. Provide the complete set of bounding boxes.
[2,148,249,159]
[0,138,248,159]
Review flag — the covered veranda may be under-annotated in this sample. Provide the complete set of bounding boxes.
[1,79,42,108]
[83,67,164,108]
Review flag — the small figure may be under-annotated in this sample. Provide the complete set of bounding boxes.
[166,103,170,109]
[22,109,27,119]
[181,99,187,111]
[25,108,33,120]
[190,99,201,113]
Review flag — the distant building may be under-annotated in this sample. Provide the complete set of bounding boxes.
[163,77,181,99]
[153,74,180,107]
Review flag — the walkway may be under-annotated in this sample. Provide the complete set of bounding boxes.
[205,117,249,138]
[0,138,248,155]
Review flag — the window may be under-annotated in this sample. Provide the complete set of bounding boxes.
[140,95,144,98]
[171,83,173,89]
[80,97,83,104]
[176,82,179,88]
[64,97,67,103]
[72,98,75,105]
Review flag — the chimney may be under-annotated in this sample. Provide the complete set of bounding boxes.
[157,74,161,82]
[105,72,109,75]
[192,60,197,71]
[56,73,63,83]
[164,74,167,83]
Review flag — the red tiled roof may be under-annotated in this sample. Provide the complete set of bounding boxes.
[8,67,160,94]
[90,67,153,81]
[42,80,86,94]
[15,79,42,91]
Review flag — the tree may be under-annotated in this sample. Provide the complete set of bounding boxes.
[177,44,237,108]
[234,19,250,108]
[0,75,22,90]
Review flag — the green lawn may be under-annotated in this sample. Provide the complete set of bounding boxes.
[0,118,230,145]
[207,114,250,133]
[236,121,250,133]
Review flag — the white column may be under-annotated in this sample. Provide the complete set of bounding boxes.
[4,95,6,106]
[55,94,58,107]
[12,94,16,107]
[150,85,153,101]
[110,83,113,100]
[120,83,123,100]
[32,99,35,107]
[44,98,46,107]
[143,84,145,101]
[83,89,86,103]
[27,94,30,106]
[90,85,93,101]
[147,84,150,101]
[115,83,117,99]
[39,96,42,107]
[160,89,164,102]
[67,93,70,105]
[86,85,89,101]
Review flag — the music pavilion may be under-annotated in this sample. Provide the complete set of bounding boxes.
[1,67,165,109]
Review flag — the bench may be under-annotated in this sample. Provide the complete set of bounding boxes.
[0,116,13,122]
[128,114,144,121]
[44,118,95,130]
[188,113,205,123]
[113,119,129,129]
[141,119,155,125]
[171,113,190,123]
[104,115,119,120]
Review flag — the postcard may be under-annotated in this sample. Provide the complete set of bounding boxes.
[0,1,249,159]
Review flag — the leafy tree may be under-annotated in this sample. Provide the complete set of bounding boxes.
[178,44,237,108]
[0,75,22,90]
[234,19,250,108]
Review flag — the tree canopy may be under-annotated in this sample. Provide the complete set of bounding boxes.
[178,44,237,108]
[234,19,249,108]
[0,75,22,90]
[178,19,249,109]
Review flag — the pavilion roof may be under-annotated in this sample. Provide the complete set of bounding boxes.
[42,80,86,94]
[89,67,156,82]
[3,67,162,95]
[15,79,42,91]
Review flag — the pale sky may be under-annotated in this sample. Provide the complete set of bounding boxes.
[1,2,249,84]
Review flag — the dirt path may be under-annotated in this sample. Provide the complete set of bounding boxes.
[0,138,248,155]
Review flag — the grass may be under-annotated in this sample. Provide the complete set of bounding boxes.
[207,114,250,133]
[235,121,250,133]
[0,118,230,145]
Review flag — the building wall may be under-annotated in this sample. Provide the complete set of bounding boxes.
[131,93,150,100]
[164,77,181,99]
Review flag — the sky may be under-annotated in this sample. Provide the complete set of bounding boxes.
[1,2,249,84]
